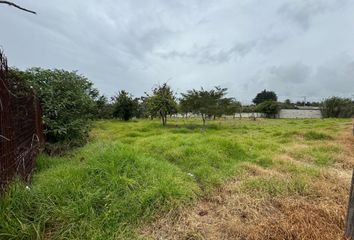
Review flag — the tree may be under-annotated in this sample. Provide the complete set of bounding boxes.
[145,83,177,125]
[179,97,193,118]
[132,97,147,119]
[242,105,255,113]
[209,87,228,119]
[223,99,242,118]
[10,68,98,145]
[93,95,113,119]
[321,97,354,118]
[180,86,229,125]
[255,100,280,118]
[112,90,136,121]
[253,89,277,104]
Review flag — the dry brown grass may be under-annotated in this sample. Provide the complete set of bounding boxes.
[140,125,354,240]
[334,130,354,169]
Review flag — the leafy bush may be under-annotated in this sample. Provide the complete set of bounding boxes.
[321,97,354,118]
[11,68,98,146]
[255,100,280,118]
[112,90,136,121]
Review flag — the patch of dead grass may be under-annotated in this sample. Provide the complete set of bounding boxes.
[141,170,348,240]
[333,130,354,169]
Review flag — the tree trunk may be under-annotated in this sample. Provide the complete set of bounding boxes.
[161,114,167,126]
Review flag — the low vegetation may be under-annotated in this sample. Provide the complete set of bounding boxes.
[0,118,352,239]
[9,67,353,154]
[321,96,354,118]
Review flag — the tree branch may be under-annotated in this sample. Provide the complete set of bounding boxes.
[0,1,36,14]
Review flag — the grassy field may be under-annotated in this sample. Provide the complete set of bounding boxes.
[0,118,353,239]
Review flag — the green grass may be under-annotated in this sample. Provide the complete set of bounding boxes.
[290,144,341,166]
[242,175,311,197]
[303,131,333,140]
[0,118,350,239]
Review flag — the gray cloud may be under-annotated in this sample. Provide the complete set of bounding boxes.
[269,63,311,84]
[278,0,349,30]
[0,0,353,103]
[245,54,354,102]
[158,41,256,64]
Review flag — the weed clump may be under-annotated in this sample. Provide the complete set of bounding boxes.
[304,131,333,140]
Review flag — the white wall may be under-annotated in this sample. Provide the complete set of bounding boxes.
[278,109,322,119]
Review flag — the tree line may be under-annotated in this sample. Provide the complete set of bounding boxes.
[10,68,354,152]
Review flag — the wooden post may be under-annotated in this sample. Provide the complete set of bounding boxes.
[345,169,354,238]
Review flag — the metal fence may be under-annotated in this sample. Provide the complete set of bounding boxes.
[0,50,44,190]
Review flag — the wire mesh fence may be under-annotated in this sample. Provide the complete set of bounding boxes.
[0,50,44,190]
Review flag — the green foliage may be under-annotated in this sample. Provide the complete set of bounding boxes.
[180,86,233,125]
[132,97,146,118]
[321,96,354,118]
[178,96,193,117]
[10,68,98,145]
[255,100,280,118]
[280,99,297,109]
[242,105,255,113]
[253,89,277,104]
[92,95,113,119]
[215,98,242,117]
[112,90,136,121]
[296,101,320,107]
[145,83,177,125]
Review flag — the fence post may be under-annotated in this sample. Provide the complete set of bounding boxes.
[0,51,16,190]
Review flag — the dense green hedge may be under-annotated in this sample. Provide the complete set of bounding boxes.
[10,68,99,148]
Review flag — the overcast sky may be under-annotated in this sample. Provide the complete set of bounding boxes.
[1,0,353,103]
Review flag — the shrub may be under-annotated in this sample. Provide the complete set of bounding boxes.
[320,97,354,118]
[10,68,98,147]
[255,100,280,118]
[112,90,136,121]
